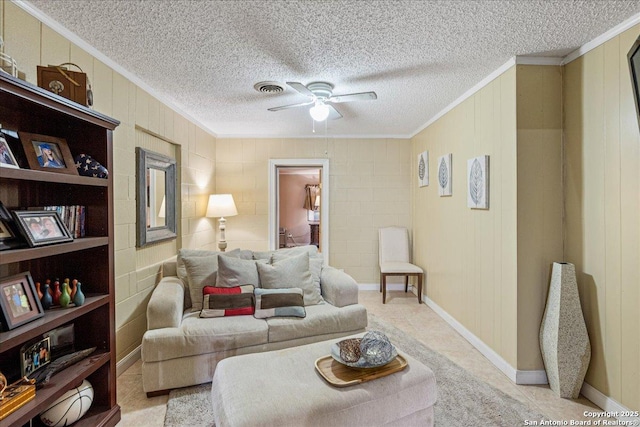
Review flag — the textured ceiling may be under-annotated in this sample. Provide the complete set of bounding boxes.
[26,0,640,137]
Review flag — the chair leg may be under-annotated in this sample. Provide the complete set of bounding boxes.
[379,271,382,293]
[382,274,386,304]
[417,273,423,303]
[404,276,409,292]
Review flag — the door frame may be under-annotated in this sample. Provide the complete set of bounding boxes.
[268,158,329,264]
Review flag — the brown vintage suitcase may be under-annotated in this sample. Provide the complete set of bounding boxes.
[37,63,93,107]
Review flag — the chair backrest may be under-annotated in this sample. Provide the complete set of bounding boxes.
[378,227,410,264]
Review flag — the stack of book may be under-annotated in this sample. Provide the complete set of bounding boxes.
[43,206,86,238]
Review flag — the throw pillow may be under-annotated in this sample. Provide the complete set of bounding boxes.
[182,255,220,311]
[257,252,322,306]
[216,255,263,288]
[252,245,318,261]
[271,251,324,304]
[254,288,305,319]
[200,285,255,318]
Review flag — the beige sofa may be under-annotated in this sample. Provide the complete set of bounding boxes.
[141,247,368,394]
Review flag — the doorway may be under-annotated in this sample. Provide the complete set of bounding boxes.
[269,159,329,264]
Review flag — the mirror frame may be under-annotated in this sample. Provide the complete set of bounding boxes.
[136,147,177,247]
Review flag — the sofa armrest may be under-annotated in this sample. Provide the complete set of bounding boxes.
[147,277,185,330]
[320,266,359,307]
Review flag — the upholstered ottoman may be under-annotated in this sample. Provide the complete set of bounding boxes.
[211,334,438,426]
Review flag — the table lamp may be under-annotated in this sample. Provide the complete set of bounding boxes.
[206,194,238,251]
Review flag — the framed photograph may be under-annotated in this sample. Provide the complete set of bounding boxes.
[43,324,75,358]
[0,134,19,169]
[418,150,429,187]
[20,336,51,377]
[0,272,44,331]
[0,201,25,251]
[12,210,73,247]
[467,155,490,209]
[17,132,78,175]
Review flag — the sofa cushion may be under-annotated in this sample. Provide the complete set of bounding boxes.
[182,255,219,311]
[142,313,269,363]
[254,288,305,319]
[200,285,255,318]
[257,253,323,306]
[271,251,324,304]
[217,255,264,288]
[266,303,368,343]
[252,245,318,261]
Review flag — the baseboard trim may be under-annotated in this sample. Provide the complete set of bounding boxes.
[581,382,633,416]
[423,296,547,385]
[116,345,141,377]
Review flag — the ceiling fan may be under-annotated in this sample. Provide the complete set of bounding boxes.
[268,82,377,122]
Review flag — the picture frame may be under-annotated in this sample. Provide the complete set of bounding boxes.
[418,150,429,187]
[0,272,44,331]
[20,336,51,377]
[17,132,78,175]
[467,155,490,209]
[438,153,453,197]
[0,201,25,251]
[43,324,75,359]
[12,210,73,247]
[0,134,19,169]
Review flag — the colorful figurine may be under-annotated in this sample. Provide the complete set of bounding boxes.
[52,279,61,306]
[73,282,85,307]
[40,282,53,310]
[59,282,70,308]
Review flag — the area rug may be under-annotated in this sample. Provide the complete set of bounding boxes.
[164,314,546,426]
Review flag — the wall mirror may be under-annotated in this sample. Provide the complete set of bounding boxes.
[136,147,177,247]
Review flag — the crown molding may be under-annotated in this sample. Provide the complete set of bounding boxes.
[215,133,411,139]
[16,0,218,139]
[563,11,640,65]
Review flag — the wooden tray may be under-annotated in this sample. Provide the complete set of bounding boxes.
[315,354,408,387]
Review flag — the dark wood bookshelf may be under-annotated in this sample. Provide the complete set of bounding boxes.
[0,72,120,427]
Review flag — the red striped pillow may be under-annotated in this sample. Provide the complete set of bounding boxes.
[200,285,255,318]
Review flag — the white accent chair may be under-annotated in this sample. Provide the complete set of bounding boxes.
[378,227,423,304]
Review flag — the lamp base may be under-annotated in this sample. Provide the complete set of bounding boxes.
[218,217,227,252]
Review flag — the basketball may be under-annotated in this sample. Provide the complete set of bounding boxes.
[40,379,93,427]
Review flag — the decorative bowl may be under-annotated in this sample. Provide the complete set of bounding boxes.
[330,340,398,369]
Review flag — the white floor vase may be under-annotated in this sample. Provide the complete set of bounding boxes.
[539,262,591,398]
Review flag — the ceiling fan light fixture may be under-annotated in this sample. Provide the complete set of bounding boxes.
[309,101,330,122]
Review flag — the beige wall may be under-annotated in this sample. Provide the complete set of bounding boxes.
[411,67,520,367]
[216,138,412,283]
[564,24,640,410]
[1,1,217,361]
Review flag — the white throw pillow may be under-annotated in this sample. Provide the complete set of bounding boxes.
[257,252,322,306]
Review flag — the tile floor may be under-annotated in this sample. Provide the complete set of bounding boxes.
[116,290,603,426]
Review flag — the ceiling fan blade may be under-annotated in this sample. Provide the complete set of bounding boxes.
[328,104,343,120]
[286,82,315,98]
[327,91,377,103]
[268,100,314,112]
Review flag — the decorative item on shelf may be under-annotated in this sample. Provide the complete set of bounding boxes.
[35,282,43,300]
[40,281,52,310]
[0,201,26,251]
[17,132,78,175]
[43,324,75,359]
[0,133,19,169]
[58,282,70,308]
[37,63,93,107]
[0,272,44,331]
[39,379,93,427]
[74,153,108,178]
[540,262,591,398]
[29,347,96,387]
[0,375,36,421]
[206,194,238,252]
[70,279,76,300]
[20,336,51,377]
[12,210,73,247]
[72,282,85,307]
[52,280,61,306]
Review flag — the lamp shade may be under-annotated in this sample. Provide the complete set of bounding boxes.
[206,194,238,218]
